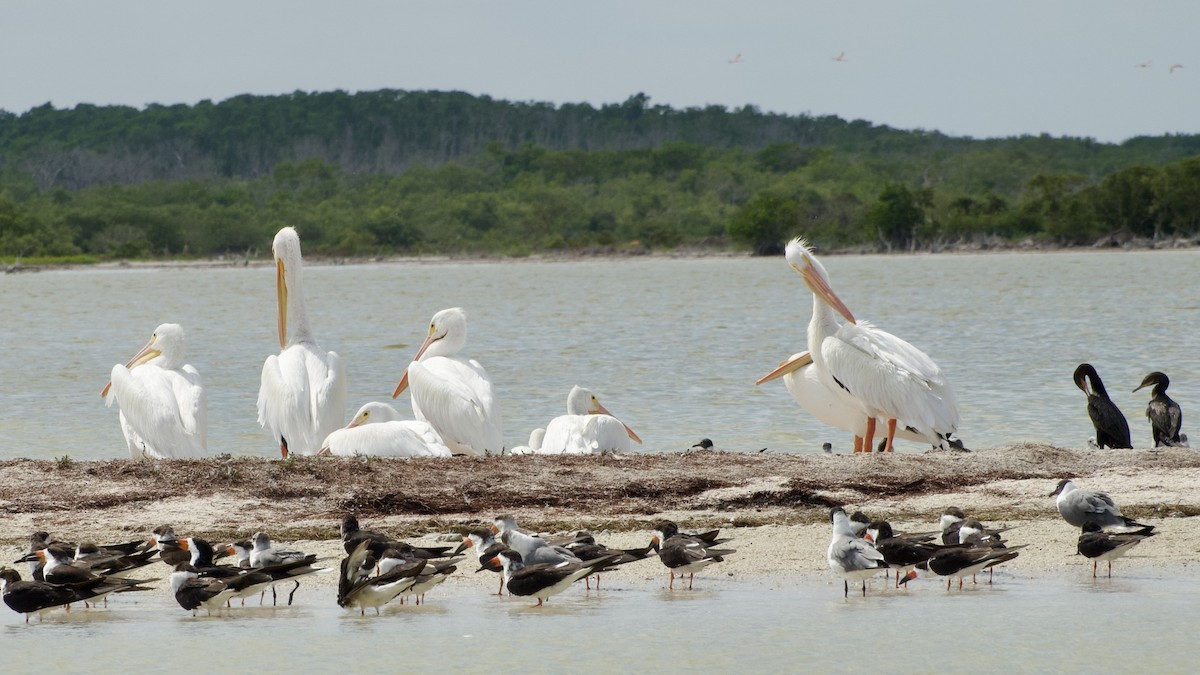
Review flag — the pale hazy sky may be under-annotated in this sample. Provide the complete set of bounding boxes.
[1,1,1196,143]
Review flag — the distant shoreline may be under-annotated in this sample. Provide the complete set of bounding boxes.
[6,235,1197,274]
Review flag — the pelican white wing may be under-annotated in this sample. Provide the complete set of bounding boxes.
[822,320,959,445]
[108,363,206,459]
[258,344,347,457]
[408,356,502,455]
[761,352,928,444]
[540,414,631,454]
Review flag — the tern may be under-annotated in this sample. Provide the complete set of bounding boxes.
[827,507,888,597]
[1050,479,1154,532]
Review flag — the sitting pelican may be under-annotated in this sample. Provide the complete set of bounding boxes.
[1073,364,1131,449]
[102,323,206,459]
[318,402,452,457]
[757,351,929,449]
[783,238,959,452]
[257,227,347,457]
[538,385,642,454]
[509,428,547,455]
[392,307,503,455]
[1133,371,1184,447]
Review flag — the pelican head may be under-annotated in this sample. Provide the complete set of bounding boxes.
[567,385,642,444]
[100,323,186,397]
[393,307,468,398]
[784,238,856,324]
[346,401,402,428]
[272,227,306,349]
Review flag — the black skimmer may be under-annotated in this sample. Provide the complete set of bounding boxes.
[488,550,618,607]
[223,540,254,568]
[25,545,112,588]
[25,531,52,581]
[560,531,652,590]
[827,507,887,597]
[649,521,735,590]
[900,545,1023,590]
[1078,522,1156,578]
[378,548,459,605]
[1133,372,1185,447]
[453,529,507,595]
[0,567,148,622]
[340,514,453,559]
[177,537,275,606]
[864,520,946,587]
[849,511,872,538]
[69,543,157,579]
[170,563,238,614]
[938,507,968,544]
[148,525,190,566]
[1050,479,1154,532]
[1074,364,1132,449]
[337,541,426,615]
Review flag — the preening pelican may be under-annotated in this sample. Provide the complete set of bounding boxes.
[257,227,347,457]
[538,385,642,454]
[1073,364,1131,449]
[392,307,503,456]
[102,323,206,459]
[318,402,452,458]
[784,238,959,452]
[756,351,928,446]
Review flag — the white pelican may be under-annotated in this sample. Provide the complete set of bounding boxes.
[318,402,452,458]
[392,307,503,455]
[257,226,347,457]
[509,428,546,455]
[756,351,928,448]
[102,323,206,459]
[538,385,642,454]
[784,238,959,452]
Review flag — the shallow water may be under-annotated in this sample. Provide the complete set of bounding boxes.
[1,249,1198,459]
[3,571,1198,673]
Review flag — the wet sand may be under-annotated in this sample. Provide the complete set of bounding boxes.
[3,444,1198,589]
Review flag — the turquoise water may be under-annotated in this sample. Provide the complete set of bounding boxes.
[2,250,1198,459]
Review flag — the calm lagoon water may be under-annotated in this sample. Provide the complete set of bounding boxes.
[2,249,1198,460]
[2,571,1198,673]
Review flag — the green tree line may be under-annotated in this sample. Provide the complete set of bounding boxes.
[2,90,1199,260]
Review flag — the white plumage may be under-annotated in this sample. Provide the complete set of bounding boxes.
[392,307,503,456]
[537,385,642,454]
[318,402,452,457]
[257,227,347,457]
[757,351,928,446]
[103,323,206,459]
[785,238,959,451]
[509,428,546,455]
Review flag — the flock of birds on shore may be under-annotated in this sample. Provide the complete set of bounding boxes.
[1,476,1160,620]
[11,228,1179,621]
[100,228,1188,461]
